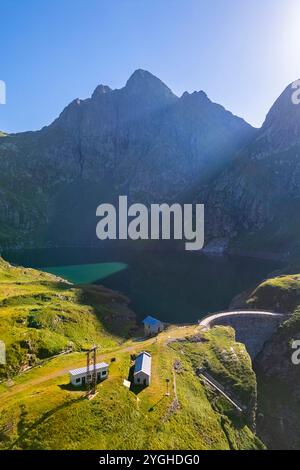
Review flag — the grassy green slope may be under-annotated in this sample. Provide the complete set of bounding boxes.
[246,274,300,313]
[0,258,136,378]
[0,327,262,450]
[0,259,263,450]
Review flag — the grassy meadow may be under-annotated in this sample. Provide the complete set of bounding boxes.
[0,258,263,450]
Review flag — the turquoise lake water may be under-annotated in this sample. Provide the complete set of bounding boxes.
[3,247,280,323]
[42,262,128,284]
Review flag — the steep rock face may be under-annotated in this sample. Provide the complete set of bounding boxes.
[257,83,300,153]
[198,80,300,257]
[0,70,253,247]
[255,312,300,450]
[236,274,300,449]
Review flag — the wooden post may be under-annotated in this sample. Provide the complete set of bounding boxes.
[86,346,97,397]
[166,378,170,396]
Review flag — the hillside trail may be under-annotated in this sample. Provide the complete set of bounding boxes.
[1,324,198,398]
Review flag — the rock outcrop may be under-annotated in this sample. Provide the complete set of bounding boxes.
[234,274,300,449]
[197,80,300,258]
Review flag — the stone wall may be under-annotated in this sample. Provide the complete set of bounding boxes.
[207,313,284,359]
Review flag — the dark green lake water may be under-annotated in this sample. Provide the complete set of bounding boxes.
[3,248,279,324]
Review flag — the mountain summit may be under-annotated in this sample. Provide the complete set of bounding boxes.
[0,70,253,248]
[125,69,175,96]
[258,81,300,151]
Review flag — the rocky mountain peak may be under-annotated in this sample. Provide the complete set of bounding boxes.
[124,69,177,103]
[179,90,210,107]
[52,98,84,130]
[258,80,300,149]
[0,69,257,249]
[91,84,112,100]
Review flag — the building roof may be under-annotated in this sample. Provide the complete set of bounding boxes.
[142,315,162,327]
[69,362,109,377]
[134,351,151,376]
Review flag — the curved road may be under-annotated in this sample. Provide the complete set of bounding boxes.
[199,310,285,329]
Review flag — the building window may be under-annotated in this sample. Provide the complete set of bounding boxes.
[75,378,81,384]
[101,370,107,376]
[137,378,140,383]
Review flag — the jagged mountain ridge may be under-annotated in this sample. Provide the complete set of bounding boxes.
[0,69,254,247]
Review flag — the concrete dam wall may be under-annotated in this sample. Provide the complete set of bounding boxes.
[200,311,285,359]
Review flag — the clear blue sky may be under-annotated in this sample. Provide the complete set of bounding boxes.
[1,0,300,132]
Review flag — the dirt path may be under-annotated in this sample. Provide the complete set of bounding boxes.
[2,325,198,398]
[2,343,152,397]
[172,367,178,402]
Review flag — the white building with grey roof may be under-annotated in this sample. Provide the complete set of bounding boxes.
[69,362,109,387]
[133,351,152,386]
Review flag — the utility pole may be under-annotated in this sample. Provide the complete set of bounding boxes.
[86,346,97,398]
[166,378,170,396]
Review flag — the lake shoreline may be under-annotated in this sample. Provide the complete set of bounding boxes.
[2,247,280,325]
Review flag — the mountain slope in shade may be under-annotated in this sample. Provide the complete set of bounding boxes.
[0,70,253,248]
[200,80,300,259]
